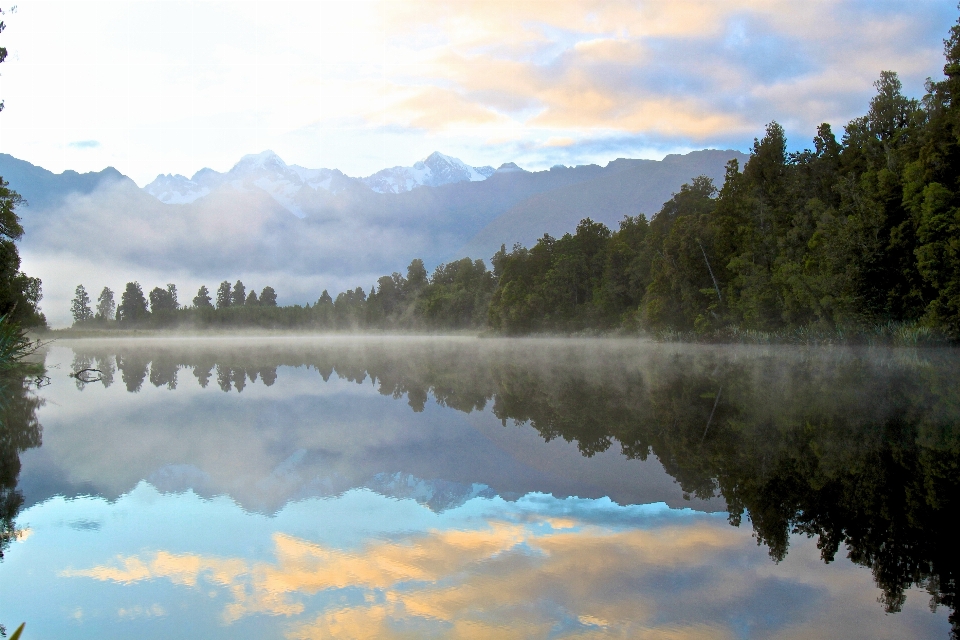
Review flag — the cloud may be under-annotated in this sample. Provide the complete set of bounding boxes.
[1,1,955,181]
[67,140,101,150]
[63,516,747,632]
[19,179,444,326]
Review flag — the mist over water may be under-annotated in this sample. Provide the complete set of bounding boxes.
[1,337,957,638]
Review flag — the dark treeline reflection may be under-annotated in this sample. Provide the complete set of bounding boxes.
[0,371,43,562]
[66,338,960,632]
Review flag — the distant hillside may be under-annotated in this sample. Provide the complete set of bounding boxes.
[0,153,134,211]
[458,149,749,261]
[1,149,747,326]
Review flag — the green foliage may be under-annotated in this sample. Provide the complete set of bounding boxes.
[0,315,39,371]
[95,287,115,321]
[70,285,93,324]
[148,286,177,313]
[215,281,231,309]
[416,258,495,329]
[0,178,44,328]
[488,218,627,333]
[54,14,960,341]
[231,280,246,307]
[117,282,148,323]
[193,285,212,309]
[486,11,960,341]
[260,286,277,307]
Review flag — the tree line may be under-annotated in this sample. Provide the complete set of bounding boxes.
[71,13,960,340]
[71,280,281,327]
[488,18,960,339]
[70,258,494,331]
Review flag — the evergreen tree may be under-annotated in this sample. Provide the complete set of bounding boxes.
[166,284,179,309]
[260,286,277,306]
[245,290,259,306]
[148,286,177,312]
[216,281,232,309]
[231,280,246,307]
[405,259,428,297]
[95,287,115,321]
[117,282,148,322]
[193,285,213,308]
[70,285,93,324]
[904,12,960,337]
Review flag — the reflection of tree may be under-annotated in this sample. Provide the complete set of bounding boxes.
[493,350,960,635]
[69,340,960,633]
[117,353,149,392]
[0,371,43,561]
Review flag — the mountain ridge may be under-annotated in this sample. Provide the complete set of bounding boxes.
[1,148,748,326]
[142,150,500,212]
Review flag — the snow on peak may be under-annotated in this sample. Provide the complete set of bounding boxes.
[230,150,288,175]
[362,152,496,194]
[143,173,211,205]
[142,151,357,214]
[142,150,503,210]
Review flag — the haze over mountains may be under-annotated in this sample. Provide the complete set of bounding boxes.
[0,148,747,326]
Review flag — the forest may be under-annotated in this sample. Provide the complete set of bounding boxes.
[67,14,960,341]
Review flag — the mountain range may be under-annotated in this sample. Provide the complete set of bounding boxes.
[0,148,748,326]
[143,150,498,212]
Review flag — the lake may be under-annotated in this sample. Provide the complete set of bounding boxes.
[0,336,956,638]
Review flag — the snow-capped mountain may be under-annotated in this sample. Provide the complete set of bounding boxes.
[361,151,495,194]
[143,173,211,204]
[142,150,498,213]
[142,150,358,216]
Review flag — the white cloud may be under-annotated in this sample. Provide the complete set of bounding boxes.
[0,1,954,183]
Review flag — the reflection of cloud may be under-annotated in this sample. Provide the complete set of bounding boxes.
[117,604,166,619]
[64,516,742,635]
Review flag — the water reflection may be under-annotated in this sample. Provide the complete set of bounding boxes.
[2,337,959,637]
[0,369,42,562]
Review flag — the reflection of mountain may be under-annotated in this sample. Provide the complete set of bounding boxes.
[41,338,960,632]
[30,340,705,516]
[365,472,497,512]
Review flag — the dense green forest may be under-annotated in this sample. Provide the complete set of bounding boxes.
[70,14,960,341]
[487,14,960,339]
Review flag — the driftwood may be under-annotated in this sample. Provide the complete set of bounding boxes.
[69,368,103,383]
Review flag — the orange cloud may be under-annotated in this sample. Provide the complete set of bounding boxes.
[63,518,743,636]
[381,86,511,130]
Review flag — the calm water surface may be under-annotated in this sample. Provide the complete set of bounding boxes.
[0,337,957,638]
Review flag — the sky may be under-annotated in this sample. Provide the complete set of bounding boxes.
[0,0,957,186]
